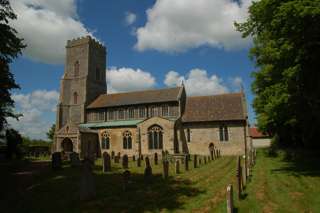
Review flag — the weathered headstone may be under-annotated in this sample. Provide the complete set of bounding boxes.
[216,150,219,158]
[204,157,207,164]
[175,160,180,174]
[210,150,214,160]
[184,155,189,171]
[102,152,111,172]
[154,152,158,165]
[70,152,81,167]
[140,154,144,161]
[80,159,96,201]
[144,157,152,182]
[237,156,242,199]
[226,184,233,213]
[199,157,202,165]
[132,155,136,161]
[122,154,129,169]
[193,155,197,168]
[213,149,216,160]
[52,152,62,170]
[122,170,130,191]
[111,151,115,159]
[137,155,141,167]
[163,160,169,179]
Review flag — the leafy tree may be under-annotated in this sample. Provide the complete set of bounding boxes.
[0,0,26,131]
[6,128,22,159]
[236,0,320,148]
[46,124,55,142]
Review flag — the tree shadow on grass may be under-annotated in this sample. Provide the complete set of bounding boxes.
[268,149,320,177]
[1,160,205,213]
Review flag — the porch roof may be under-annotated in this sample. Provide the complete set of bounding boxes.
[79,119,144,128]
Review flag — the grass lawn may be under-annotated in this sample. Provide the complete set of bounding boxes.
[2,149,319,213]
[0,155,237,213]
[235,148,320,213]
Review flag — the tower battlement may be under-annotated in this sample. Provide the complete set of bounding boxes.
[66,35,105,51]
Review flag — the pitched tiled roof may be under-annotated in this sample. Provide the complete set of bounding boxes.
[250,127,270,138]
[87,87,182,109]
[182,93,246,122]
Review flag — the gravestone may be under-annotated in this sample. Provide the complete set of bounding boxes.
[144,157,152,182]
[154,153,158,165]
[122,154,129,169]
[140,154,144,161]
[137,156,141,167]
[199,157,202,165]
[80,159,96,201]
[226,184,234,213]
[210,150,214,160]
[193,155,197,168]
[216,150,219,158]
[213,149,216,160]
[122,170,131,191]
[111,151,115,159]
[175,160,180,174]
[102,152,111,172]
[184,155,189,171]
[204,157,207,164]
[163,160,169,179]
[132,155,136,161]
[52,152,62,170]
[70,152,81,167]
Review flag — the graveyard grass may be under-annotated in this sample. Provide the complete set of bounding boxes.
[1,149,320,212]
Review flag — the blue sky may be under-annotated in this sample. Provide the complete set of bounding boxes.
[8,0,256,139]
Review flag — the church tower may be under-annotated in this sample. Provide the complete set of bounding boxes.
[54,36,106,153]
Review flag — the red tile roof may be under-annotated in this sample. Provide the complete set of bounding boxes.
[182,93,246,122]
[250,127,269,138]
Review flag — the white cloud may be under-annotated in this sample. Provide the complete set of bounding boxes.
[135,0,252,52]
[8,90,59,139]
[10,0,93,64]
[107,67,156,93]
[164,69,229,96]
[125,12,137,25]
[229,76,243,90]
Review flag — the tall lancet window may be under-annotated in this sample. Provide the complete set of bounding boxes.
[74,61,79,77]
[73,92,78,104]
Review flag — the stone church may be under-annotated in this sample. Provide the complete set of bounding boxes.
[53,36,251,159]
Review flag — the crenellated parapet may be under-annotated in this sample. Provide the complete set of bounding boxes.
[66,35,105,51]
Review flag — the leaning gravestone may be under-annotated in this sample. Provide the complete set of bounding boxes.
[123,170,131,191]
[144,157,152,182]
[122,154,129,169]
[52,152,62,170]
[184,155,189,171]
[163,160,169,179]
[80,159,96,201]
[193,155,198,168]
[154,153,158,165]
[137,155,141,167]
[102,152,111,172]
[175,160,180,174]
[70,152,81,167]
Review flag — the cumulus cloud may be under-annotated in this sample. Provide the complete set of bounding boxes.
[125,12,137,25]
[135,0,252,52]
[229,76,243,90]
[8,90,59,139]
[10,0,93,64]
[107,67,156,93]
[164,69,229,96]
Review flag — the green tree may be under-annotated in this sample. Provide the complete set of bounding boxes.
[46,124,55,142]
[6,128,22,159]
[236,0,320,148]
[0,0,26,131]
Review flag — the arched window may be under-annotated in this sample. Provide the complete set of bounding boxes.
[74,61,79,77]
[96,68,100,80]
[73,92,78,104]
[101,131,110,149]
[123,131,132,149]
[148,125,163,149]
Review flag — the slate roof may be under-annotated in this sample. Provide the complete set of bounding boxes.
[87,87,183,109]
[182,93,246,122]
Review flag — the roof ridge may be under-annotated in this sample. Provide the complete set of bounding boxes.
[101,86,182,96]
[187,92,243,99]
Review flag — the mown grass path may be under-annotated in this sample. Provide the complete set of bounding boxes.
[236,149,320,213]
